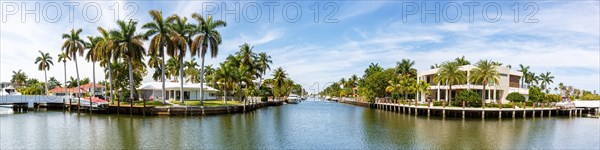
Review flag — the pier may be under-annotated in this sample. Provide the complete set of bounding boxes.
[340,99,598,118]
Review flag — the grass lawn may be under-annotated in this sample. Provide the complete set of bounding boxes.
[111,101,170,107]
[169,100,242,106]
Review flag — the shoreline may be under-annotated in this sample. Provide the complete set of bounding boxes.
[339,100,599,118]
[16,100,286,116]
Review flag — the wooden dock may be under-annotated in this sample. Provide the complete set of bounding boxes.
[341,100,592,118]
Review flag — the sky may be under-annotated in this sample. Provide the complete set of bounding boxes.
[0,0,599,94]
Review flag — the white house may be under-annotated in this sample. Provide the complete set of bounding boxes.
[137,81,219,101]
[417,65,529,103]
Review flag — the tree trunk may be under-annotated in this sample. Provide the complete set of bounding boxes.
[75,56,81,111]
[43,70,48,95]
[108,61,113,104]
[161,42,166,105]
[64,62,69,109]
[200,55,206,105]
[180,55,185,103]
[222,84,226,104]
[91,60,95,114]
[128,58,135,115]
[449,86,452,104]
[482,83,487,109]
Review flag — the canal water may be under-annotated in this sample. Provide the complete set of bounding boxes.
[1,98,598,149]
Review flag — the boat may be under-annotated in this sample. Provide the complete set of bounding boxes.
[325,96,331,100]
[77,97,109,110]
[286,94,301,104]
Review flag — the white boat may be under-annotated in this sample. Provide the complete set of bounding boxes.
[77,97,110,110]
[286,94,301,104]
[325,96,332,100]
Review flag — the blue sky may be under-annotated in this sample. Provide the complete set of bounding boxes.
[1,0,599,93]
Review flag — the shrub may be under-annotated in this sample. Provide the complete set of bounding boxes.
[454,90,481,107]
[528,86,546,102]
[545,94,561,102]
[506,92,525,102]
[581,93,600,100]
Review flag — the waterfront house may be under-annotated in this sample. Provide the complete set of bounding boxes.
[137,81,219,101]
[48,83,105,97]
[417,65,529,103]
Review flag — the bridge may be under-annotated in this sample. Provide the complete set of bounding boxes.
[0,95,68,112]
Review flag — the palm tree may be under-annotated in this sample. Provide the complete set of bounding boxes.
[143,10,171,105]
[470,60,500,108]
[272,67,288,99]
[96,27,115,104]
[66,76,78,88]
[111,20,146,110]
[190,13,226,105]
[58,52,71,106]
[11,70,28,87]
[434,61,466,104]
[167,14,192,103]
[215,63,234,103]
[395,58,416,76]
[416,80,431,103]
[35,50,53,95]
[257,52,272,84]
[62,28,85,107]
[85,36,101,101]
[539,71,554,93]
[203,64,215,86]
[518,64,529,88]
[454,56,470,65]
[184,58,200,83]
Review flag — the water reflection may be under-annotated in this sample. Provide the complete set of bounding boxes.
[0,101,598,149]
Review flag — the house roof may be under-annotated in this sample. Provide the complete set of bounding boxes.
[48,86,89,93]
[138,81,219,92]
[80,83,105,88]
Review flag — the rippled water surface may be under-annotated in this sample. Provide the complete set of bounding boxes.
[1,99,598,149]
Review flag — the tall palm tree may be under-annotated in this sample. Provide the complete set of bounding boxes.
[470,60,500,108]
[35,50,53,95]
[215,63,234,103]
[10,70,28,87]
[111,20,146,110]
[395,58,416,76]
[61,28,85,107]
[272,67,288,99]
[518,64,529,88]
[96,27,115,104]
[434,61,466,104]
[257,52,272,84]
[58,51,70,98]
[85,36,101,100]
[190,13,226,105]
[143,10,171,105]
[167,14,192,103]
[539,71,554,93]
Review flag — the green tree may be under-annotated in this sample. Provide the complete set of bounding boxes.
[528,86,545,103]
[61,28,85,103]
[167,14,192,103]
[454,90,481,107]
[434,61,466,104]
[506,92,525,102]
[57,51,70,97]
[11,70,28,87]
[112,20,146,105]
[85,36,101,100]
[518,64,529,88]
[539,71,554,93]
[469,60,500,108]
[143,10,171,105]
[257,52,272,84]
[96,27,116,103]
[190,13,226,105]
[454,56,470,65]
[35,50,53,95]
